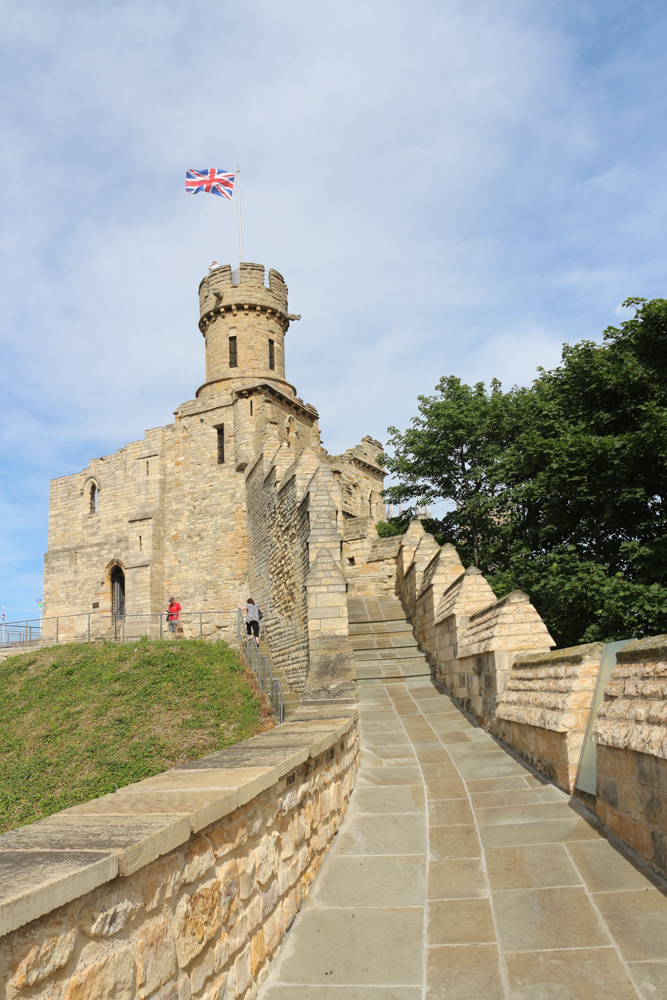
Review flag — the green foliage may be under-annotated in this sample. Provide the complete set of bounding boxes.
[384,298,667,647]
[0,639,267,833]
[376,515,410,537]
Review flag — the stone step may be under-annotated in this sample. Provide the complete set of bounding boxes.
[353,661,430,677]
[351,647,428,662]
[347,597,407,625]
[349,635,418,651]
[348,621,413,635]
[355,661,432,680]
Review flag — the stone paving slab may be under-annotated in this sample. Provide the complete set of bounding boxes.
[259,674,667,1000]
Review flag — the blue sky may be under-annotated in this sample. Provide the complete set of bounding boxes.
[1,0,666,621]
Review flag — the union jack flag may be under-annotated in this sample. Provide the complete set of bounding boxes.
[186,168,235,199]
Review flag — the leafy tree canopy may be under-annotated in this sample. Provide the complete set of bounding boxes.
[382,298,667,647]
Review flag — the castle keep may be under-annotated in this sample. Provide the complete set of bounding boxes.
[44,262,385,687]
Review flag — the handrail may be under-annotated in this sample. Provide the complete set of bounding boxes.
[236,611,284,724]
[0,609,239,650]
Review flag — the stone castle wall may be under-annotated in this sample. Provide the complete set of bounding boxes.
[0,718,359,1000]
[43,264,384,687]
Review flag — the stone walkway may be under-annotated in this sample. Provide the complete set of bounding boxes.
[260,608,667,999]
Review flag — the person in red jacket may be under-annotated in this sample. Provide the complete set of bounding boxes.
[167,596,181,637]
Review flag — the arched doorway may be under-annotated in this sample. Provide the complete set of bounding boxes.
[111,565,125,619]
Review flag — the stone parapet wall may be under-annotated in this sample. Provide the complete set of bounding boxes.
[592,635,667,875]
[493,643,604,790]
[389,523,554,728]
[0,716,359,1000]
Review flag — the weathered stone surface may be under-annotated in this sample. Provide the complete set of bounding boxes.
[0,815,190,876]
[62,945,134,1000]
[0,851,117,938]
[492,643,603,791]
[78,883,142,937]
[6,914,76,989]
[301,636,357,704]
[182,835,215,884]
[136,853,185,912]
[136,912,178,999]
[173,879,221,968]
[59,790,238,836]
[591,638,667,877]
[592,636,667,758]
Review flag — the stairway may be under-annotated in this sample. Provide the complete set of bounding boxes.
[257,640,301,719]
[347,595,432,682]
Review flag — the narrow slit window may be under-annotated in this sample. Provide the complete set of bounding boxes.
[229,336,238,368]
[146,461,149,475]
[217,426,225,464]
[268,338,275,371]
[139,535,142,552]
[250,400,253,416]
[89,484,97,514]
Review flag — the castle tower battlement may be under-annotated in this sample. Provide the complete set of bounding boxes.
[196,262,299,399]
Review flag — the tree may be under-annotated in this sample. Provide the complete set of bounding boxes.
[383,299,667,647]
[383,376,525,569]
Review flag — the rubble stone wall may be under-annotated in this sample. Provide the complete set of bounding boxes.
[0,719,359,1000]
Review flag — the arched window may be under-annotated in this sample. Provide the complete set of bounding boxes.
[89,483,97,514]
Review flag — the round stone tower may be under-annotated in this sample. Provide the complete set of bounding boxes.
[196,262,298,398]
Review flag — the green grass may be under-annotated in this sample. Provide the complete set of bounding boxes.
[0,638,271,834]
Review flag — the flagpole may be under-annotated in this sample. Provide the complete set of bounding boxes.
[236,165,243,263]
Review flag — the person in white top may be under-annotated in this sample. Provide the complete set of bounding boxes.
[239,598,262,645]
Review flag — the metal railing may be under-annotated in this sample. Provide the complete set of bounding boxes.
[0,610,239,651]
[237,610,285,723]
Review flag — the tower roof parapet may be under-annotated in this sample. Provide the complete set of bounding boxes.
[198,262,291,334]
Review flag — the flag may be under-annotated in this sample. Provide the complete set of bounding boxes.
[36,597,43,611]
[2,604,4,621]
[186,169,235,199]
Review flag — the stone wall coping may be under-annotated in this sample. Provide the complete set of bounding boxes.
[615,634,667,662]
[0,715,355,938]
[367,536,402,562]
[513,642,604,667]
[467,589,531,622]
[233,381,319,419]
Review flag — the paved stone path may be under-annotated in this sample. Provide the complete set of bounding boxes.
[260,611,667,1000]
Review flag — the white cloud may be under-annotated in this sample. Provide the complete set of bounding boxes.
[1,0,667,617]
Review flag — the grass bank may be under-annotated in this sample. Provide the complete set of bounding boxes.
[0,638,271,834]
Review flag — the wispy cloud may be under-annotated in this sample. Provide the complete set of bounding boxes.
[1,0,666,617]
